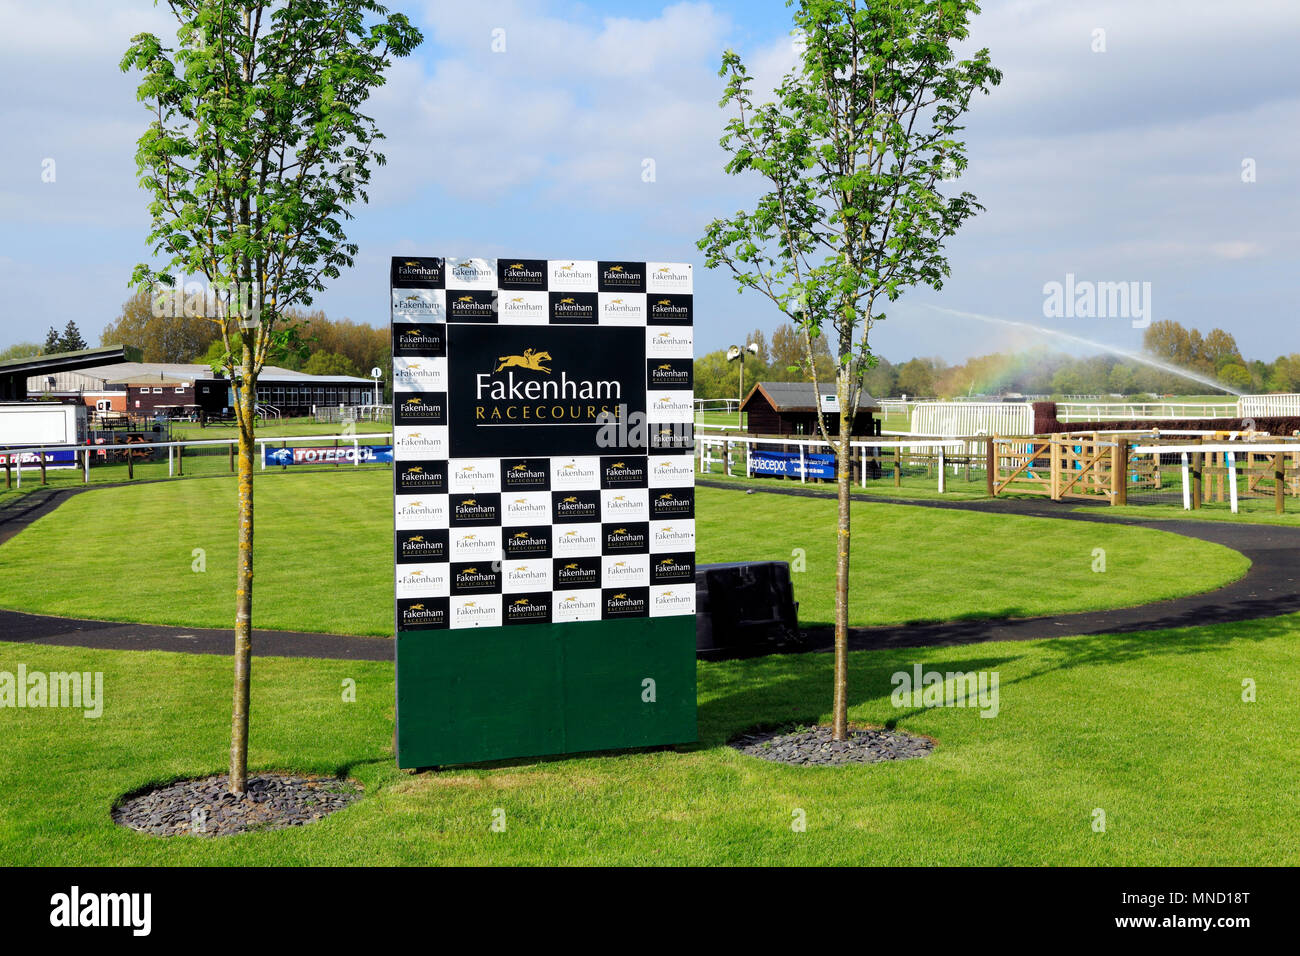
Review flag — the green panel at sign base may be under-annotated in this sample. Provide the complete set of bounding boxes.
[396,616,697,769]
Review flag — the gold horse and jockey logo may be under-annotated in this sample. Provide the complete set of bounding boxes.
[561,496,578,503]
[559,297,575,304]
[494,348,552,374]
[508,263,525,270]
[510,463,528,471]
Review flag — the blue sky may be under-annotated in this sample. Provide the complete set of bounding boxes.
[1,0,1298,365]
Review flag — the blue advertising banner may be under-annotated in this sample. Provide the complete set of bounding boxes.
[0,449,78,470]
[263,445,393,467]
[750,449,835,479]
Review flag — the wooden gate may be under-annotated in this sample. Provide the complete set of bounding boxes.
[989,433,1126,503]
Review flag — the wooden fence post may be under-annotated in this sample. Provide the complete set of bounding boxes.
[985,439,995,496]
[177,441,183,476]
[39,448,47,486]
[229,441,235,473]
[894,445,902,489]
[1114,440,1128,506]
[1276,454,1285,515]
[1191,439,1202,510]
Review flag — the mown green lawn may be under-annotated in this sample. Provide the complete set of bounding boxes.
[1097,501,1300,528]
[2,614,1297,865]
[0,472,1248,635]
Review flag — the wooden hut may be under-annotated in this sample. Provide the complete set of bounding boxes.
[741,381,880,437]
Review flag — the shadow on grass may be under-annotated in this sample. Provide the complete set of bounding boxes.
[698,615,1291,745]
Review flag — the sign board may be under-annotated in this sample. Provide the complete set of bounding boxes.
[390,256,697,768]
[262,444,393,467]
[819,392,839,413]
[0,449,77,470]
[750,449,836,479]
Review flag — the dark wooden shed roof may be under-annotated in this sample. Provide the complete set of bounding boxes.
[741,381,878,414]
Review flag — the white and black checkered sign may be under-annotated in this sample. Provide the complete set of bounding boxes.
[391,257,696,631]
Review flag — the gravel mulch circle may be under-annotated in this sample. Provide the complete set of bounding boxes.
[730,724,933,767]
[112,773,361,837]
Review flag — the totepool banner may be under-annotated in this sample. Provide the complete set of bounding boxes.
[390,256,697,768]
[262,444,393,467]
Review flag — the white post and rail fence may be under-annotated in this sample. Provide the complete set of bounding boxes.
[0,432,392,490]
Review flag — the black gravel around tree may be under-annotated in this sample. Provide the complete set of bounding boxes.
[730,724,933,767]
[112,773,361,837]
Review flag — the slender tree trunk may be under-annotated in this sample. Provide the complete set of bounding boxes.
[229,365,256,795]
[832,370,852,740]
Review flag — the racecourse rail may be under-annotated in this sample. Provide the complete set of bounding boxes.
[0,432,392,488]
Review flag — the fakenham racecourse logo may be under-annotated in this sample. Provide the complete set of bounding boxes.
[494,348,552,373]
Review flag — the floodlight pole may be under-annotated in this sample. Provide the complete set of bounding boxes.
[738,353,744,427]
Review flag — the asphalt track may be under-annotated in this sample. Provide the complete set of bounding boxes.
[1,478,1296,662]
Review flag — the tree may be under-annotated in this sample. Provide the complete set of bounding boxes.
[770,321,833,381]
[0,342,43,362]
[1143,320,1194,367]
[1202,328,1243,374]
[1218,363,1251,391]
[40,322,89,355]
[700,0,999,739]
[744,328,771,366]
[101,287,221,362]
[895,357,939,398]
[122,0,421,795]
[861,354,896,398]
[61,321,88,352]
[303,350,359,377]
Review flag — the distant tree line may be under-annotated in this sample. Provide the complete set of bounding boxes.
[695,318,1293,400]
[3,289,392,399]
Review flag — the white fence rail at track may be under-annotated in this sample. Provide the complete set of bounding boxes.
[0,433,391,488]
[696,433,967,493]
[909,401,1033,438]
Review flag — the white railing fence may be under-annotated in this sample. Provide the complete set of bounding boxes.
[1237,394,1300,418]
[696,433,968,493]
[1056,401,1238,422]
[0,432,392,489]
[909,401,1033,438]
